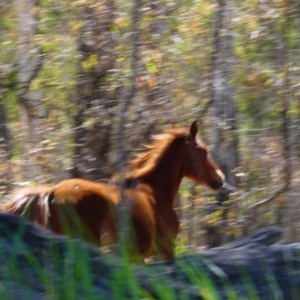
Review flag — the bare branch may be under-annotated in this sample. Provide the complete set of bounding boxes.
[117,0,141,168]
[247,183,289,212]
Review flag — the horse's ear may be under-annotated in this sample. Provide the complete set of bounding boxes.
[189,121,198,139]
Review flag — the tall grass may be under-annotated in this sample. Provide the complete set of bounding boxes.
[0,221,220,299]
[0,214,292,299]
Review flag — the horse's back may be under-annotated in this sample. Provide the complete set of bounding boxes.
[53,178,120,205]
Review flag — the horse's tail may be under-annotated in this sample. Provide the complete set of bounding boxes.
[1,186,55,227]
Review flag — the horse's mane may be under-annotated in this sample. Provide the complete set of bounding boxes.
[130,128,188,178]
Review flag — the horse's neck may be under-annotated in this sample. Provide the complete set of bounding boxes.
[138,153,185,208]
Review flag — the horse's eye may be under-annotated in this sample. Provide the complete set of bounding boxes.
[194,142,208,155]
[198,146,208,155]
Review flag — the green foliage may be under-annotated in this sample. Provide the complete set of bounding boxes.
[0,0,299,137]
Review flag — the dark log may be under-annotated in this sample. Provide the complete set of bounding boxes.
[0,213,299,299]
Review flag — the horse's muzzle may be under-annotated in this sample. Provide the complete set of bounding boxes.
[211,170,225,190]
[211,177,224,190]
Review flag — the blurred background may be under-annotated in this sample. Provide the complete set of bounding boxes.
[0,0,299,253]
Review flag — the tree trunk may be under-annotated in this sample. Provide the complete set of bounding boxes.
[206,0,239,247]
[14,0,44,181]
[211,0,239,188]
[0,97,10,157]
[0,90,12,187]
[273,11,295,241]
[71,1,117,180]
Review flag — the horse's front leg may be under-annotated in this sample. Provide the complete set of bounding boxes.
[155,209,180,261]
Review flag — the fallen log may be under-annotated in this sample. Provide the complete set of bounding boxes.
[0,212,299,299]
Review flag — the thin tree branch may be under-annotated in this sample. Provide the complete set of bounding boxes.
[247,183,289,212]
[117,0,141,168]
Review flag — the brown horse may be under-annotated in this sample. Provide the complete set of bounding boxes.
[1,121,224,261]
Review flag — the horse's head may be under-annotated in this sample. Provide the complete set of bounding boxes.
[183,121,224,190]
